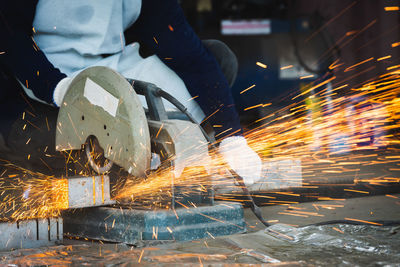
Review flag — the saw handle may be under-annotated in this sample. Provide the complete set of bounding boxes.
[127,79,168,121]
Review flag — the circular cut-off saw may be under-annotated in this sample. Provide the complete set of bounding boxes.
[55,66,270,226]
[55,66,212,186]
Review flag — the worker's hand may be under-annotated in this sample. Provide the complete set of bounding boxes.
[53,77,73,107]
[218,136,262,186]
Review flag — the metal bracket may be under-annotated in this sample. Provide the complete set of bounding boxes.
[0,218,63,251]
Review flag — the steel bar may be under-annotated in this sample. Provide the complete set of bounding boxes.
[67,175,115,209]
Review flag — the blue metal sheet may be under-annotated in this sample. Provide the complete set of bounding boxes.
[63,202,246,243]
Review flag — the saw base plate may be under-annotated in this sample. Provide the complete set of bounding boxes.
[63,202,246,244]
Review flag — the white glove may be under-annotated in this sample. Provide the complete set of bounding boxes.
[218,136,262,186]
[53,77,73,107]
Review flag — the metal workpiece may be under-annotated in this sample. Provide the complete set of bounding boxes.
[63,202,246,244]
[0,218,63,251]
[67,175,115,209]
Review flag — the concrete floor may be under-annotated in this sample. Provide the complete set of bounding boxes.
[1,194,399,266]
[244,193,400,230]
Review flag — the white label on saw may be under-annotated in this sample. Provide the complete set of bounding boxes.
[83,78,119,117]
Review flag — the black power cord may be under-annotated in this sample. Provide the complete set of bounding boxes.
[307,220,400,227]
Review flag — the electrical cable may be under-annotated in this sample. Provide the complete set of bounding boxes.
[306,220,400,227]
[228,169,271,227]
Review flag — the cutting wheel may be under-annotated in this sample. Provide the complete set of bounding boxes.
[55,66,151,179]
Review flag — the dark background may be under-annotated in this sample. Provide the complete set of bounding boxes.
[174,0,400,126]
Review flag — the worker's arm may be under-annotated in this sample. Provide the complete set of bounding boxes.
[0,1,66,104]
[129,0,262,185]
[129,0,242,138]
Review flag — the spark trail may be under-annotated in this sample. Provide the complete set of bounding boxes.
[1,70,400,220]
[1,40,400,220]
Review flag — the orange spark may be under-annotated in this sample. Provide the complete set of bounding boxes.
[280,65,293,70]
[256,62,267,68]
[244,104,263,111]
[329,59,344,70]
[188,95,199,101]
[387,65,400,71]
[300,75,314,79]
[391,42,400,48]
[344,57,374,72]
[377,55,391,61]
[345,218,383,226]
[155,123,164,139]
[385,6,400,11]
[240,84,256,94]
[332,227,344,234]
[344,189,369,194]
[138,250,144,263]
[293,76,336,99]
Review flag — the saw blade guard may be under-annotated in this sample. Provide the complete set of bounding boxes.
[55,66,151,177]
